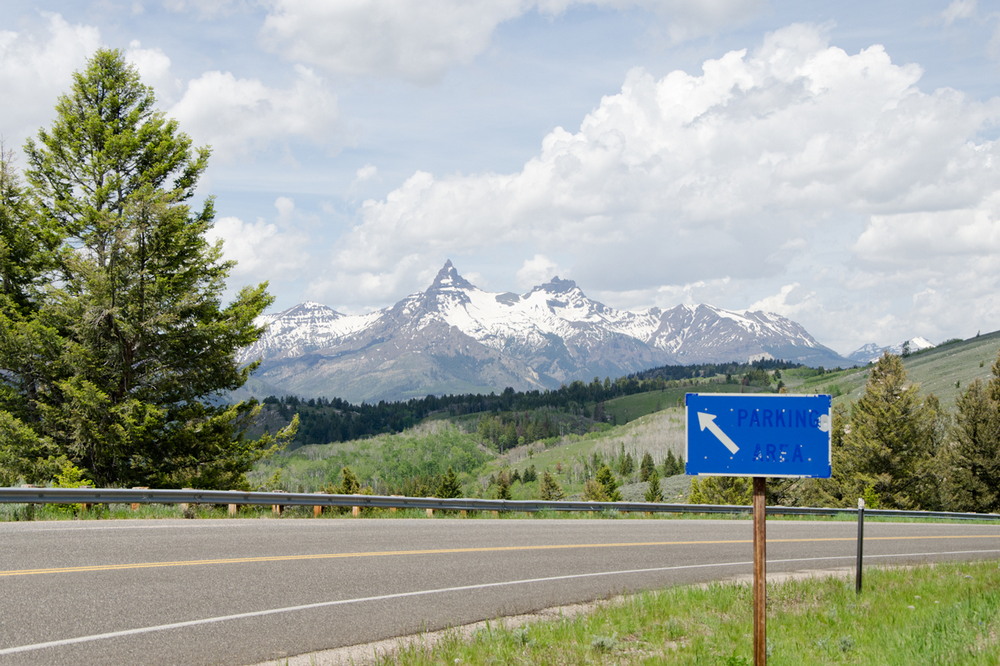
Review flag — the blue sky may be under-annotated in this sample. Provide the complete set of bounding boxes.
[3,1,999,355]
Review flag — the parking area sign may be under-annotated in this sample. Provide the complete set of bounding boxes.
[685,393,832,478]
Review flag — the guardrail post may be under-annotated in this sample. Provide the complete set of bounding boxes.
[131,487,148,511]
[313,504,323,518]
[228,493,241,516]
[179,488,194,514]
[352,505,361,517]
[272,490,286,516]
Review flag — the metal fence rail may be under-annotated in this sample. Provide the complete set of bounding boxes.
[2,487,999,521]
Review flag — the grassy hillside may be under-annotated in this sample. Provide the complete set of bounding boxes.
[789,331,1000,408]
[254,330,1000,502]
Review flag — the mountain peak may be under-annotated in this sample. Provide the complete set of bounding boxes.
[430,260,475,292]
[537,276,579,294]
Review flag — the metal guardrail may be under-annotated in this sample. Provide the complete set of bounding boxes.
[1,487,999,521]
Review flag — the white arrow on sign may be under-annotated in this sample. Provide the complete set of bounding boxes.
[697,411,740,455]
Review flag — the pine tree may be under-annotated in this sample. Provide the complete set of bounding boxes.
[832,353,944,510]
[595,464,622,502]
[644,468,663,502]
[619,451,635,477]
[688,476,752,505]
[947,352,1000,512]
[663,450,682,476]
[1,49,295,488]
[639,451,655,482]
[581,478,609,502]
[338,466,361,495]
[437,465,462,498]
[539,470,564,500]
[494,471,512,500]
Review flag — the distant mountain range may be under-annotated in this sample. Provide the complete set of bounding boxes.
[236,261,855,403]
[845,337,936,365]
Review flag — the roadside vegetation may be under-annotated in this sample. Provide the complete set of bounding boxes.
[242,336,1000,519]
[376,560,1000,665]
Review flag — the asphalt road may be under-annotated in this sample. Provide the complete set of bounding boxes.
[1,516,998,665]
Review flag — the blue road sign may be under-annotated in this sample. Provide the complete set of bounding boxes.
[685,393,832,478]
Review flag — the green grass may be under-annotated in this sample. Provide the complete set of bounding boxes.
[377,559,1000,665]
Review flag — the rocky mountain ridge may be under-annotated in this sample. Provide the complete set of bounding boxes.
[238,261,853,402]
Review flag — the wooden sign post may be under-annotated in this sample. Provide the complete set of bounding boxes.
[685,393,834,666]
[753,476,767,665]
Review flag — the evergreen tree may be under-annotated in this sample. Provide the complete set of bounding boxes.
[830,353,944,510]
[689,476,752,505]
[494,471,512,500]
[619,451,635,477]
[539,470,564,501]
[639,451,655,482]
[0,49,294,488]
[947,353,1000,512]
[644,468,663,502]
[663,450,683,476]
[437,465,462,498]
[338,466,361,495]
[581,478,609,502]
[595,464,622,502]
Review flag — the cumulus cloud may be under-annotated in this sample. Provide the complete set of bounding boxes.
[260,0,526,84]
[0,13,101,145]
[168,64,339,160]
[326,23,1000,347]
[207,198,311,280]
[260,0,764,83]
[516,254,563,289]
[125,41,180,101]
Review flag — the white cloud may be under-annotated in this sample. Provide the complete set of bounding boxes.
[0,13,101,146]
[355,164,378,183]
[125,41,180,102]
[207,209,310,280]
[260,0,764,83]
[260,0,527,84]
[748,283,814,318]
[168,65,339,160]
[943,0,977,25]
[516,254,562,289]
[324,23,1000,347]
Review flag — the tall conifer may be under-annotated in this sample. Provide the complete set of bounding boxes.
[0,49,294,488]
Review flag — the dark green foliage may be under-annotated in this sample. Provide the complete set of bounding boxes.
[947,352,1000,512]
[437,466,462,498]
[662,450,685,476]
[494,471,512,500]
[539,470,564,500]
[0,50,293,489]
[253,361,806,449]
[521,464,537,483]
[689,476,752,505]
[337,466,361,495]
[825,353,945,510]
[639,451,655,482]
[581,478,608,502]
[595,464,622,502]
[644,468,663,503]
[618,449,634,477]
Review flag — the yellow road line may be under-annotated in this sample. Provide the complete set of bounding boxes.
[3,534,997,578]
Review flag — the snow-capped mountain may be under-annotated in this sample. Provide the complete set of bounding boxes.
[847,337,936,365]
[238,261,851,403]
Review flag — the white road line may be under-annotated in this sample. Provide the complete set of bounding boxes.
[2,549,999,656]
